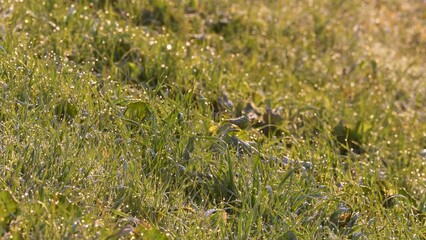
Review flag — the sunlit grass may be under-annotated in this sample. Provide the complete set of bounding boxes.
[0,0,425,239]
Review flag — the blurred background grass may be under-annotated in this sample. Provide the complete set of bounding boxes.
[0,0,425,238]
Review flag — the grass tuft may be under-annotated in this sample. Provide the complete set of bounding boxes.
[0,0,425,239]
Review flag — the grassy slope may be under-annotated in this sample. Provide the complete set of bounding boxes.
[0,0,425,239]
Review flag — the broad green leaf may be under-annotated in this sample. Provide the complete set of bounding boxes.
[224,115,249,129]
[216,123,239,136]
[124,101,150,123]
[0,190,19,234]
[133,221,169,240]
[332,120,363,154]
[398,188,417,205]
[282,230,297,240]
[54,100,78,120]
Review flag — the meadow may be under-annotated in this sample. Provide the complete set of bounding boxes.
[0,0,425,239]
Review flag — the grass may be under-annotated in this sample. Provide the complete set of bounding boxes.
[0,0,425,239]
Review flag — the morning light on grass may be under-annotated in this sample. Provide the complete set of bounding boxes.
[0,0,425,239]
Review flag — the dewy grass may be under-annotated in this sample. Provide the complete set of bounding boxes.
[0,0,425,239]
